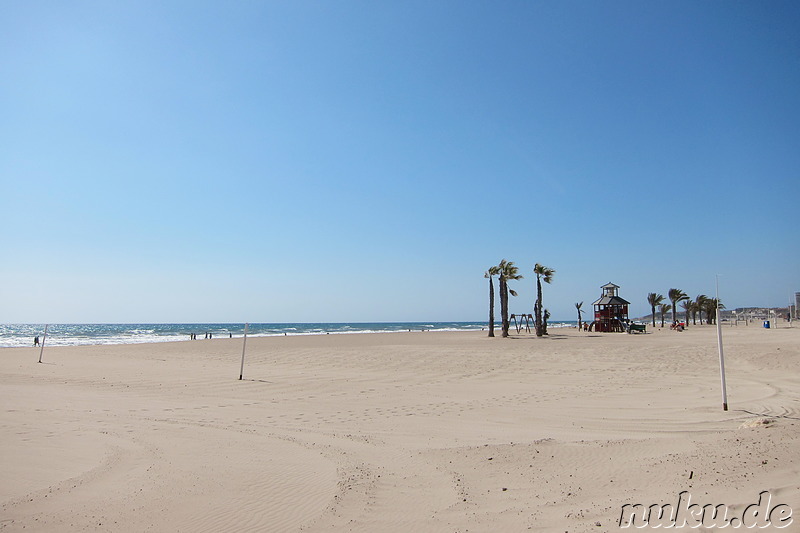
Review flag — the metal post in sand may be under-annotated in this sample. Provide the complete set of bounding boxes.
[38,324,48,363]
[239,323,248,380]
[715,276,728,411]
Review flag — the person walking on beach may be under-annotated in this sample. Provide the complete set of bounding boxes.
[34,336,39,347]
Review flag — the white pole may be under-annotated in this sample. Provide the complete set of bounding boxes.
[239,323,248,380]
[715,276,728,411]
[38,324,48,363]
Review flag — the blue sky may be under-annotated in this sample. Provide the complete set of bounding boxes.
[2,1,799,323]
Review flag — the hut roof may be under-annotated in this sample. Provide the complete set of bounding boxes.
[593,295,631,306]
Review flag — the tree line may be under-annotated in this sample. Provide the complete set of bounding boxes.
[485,265,725,336]
[484,260,555,338]
[646,290,723,327]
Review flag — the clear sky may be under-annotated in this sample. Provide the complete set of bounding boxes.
[2,1,799,323]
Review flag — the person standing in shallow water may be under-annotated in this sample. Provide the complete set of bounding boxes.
[34,336,39,346]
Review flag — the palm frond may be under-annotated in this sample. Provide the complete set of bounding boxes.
[499,260,523,280]
[533,263,555,283]
[668,288,689,303]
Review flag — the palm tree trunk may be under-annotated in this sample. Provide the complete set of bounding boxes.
[500,278,509,337]
[488,277,495,337]
[535,277,543,337]
[651,305,656,327]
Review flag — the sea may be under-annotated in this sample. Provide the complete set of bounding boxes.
[0,321,579,348]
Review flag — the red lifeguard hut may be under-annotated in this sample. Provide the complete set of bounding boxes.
[591,282,630,332]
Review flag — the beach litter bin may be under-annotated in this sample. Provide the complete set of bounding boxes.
[763,320,770,328]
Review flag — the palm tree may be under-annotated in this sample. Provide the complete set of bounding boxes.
[680,300,693,327]
[703,298,724,325]
[533,263,555,336]
[659,303,670,327]
[668,288,689,324]
[575,302,584,331]
[485,266,501,337]
[694,295,708,324]
[647,293,664,328]
[498,260,523,338]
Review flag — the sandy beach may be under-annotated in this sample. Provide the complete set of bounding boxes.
[1,324,798,531]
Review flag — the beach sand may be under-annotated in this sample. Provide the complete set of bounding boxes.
[1,324,798,531]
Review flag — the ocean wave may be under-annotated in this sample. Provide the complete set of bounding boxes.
[0,322,490,348]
